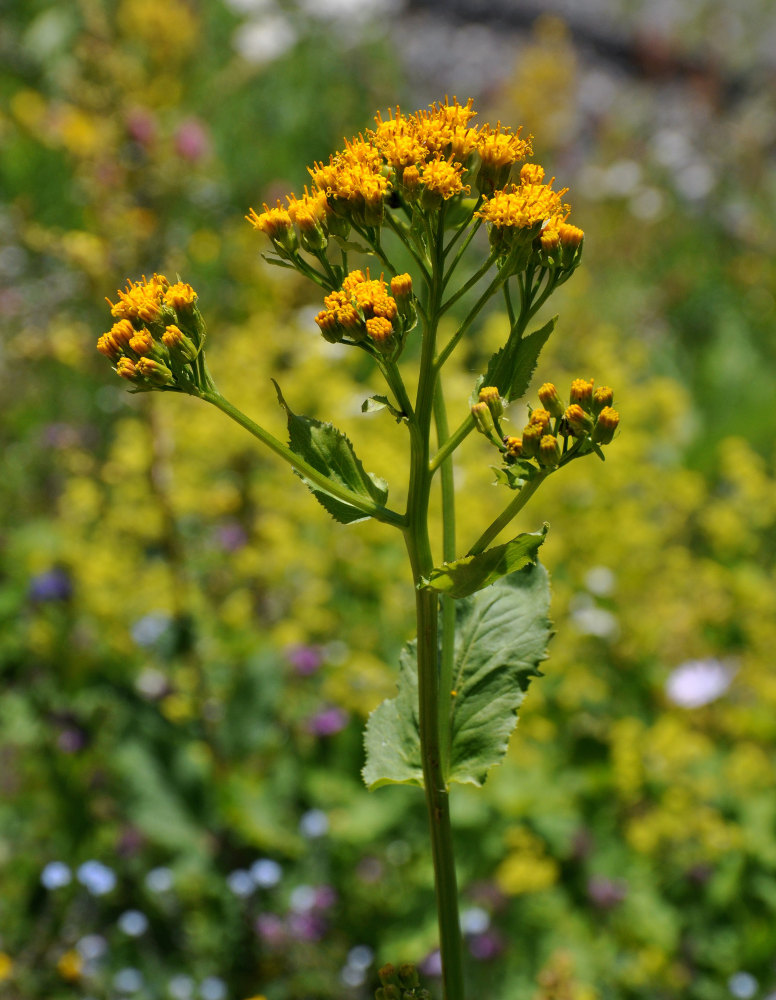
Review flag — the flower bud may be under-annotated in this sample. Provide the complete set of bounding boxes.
[569,378,594,410]
[504,435,523,460]
[528,407,552,433]
[539,434,561,467]
[378,965,399,987]
[398,964,420,988]
[564,403,594,437]
[164,282,197,312]
[366,316,395,354]
[246,203,297,253]
[129,328,155,356]
[592,385,614,415]
[137,357,175,386]
[314,309,343,344]
[116,357,139,380]
[478,385,503,420]
[592,406,620,444]
[162,324,198,362]
[471,401,497,439]
[521,422,543,458]
[390,273,413,311]
[401,165,420,200]
[538,382,565,419]
[558,223,584,267]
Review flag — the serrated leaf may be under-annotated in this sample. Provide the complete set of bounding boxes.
[447,561,552,785]
[274,381,388,524]
[485,315,557,401]
[362,639,425,790]
[420,525,548,599]
[363,561,553,790]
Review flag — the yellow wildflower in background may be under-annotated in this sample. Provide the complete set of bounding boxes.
[0,953,13,982]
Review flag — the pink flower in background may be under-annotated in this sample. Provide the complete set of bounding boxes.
[126,108,157,147]
[174,118,211,161]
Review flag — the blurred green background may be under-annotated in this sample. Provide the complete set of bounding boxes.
[2,1,776,999]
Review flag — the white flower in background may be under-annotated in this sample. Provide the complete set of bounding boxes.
[665,658,735,708]
[118,910,149,937]
[299,808,329,838]
[41,861,72,889]
[168,975,195,1000]
[113,968,144,994]
[77,860,116,896]
[728,972,758,999]
[250,858,282,887]
[199,976,227,1000]
[226,869,254,897]
[299,0,401,21]
[233,14,297,64]
[145,866,174,893]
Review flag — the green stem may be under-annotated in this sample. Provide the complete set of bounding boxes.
[429,414,474,473]
[201,389,405,528]
[467,472,549,556]
[439,245,499,314]
[433,384,457,781]
[435,268,508,370]
[403,228,465,1000]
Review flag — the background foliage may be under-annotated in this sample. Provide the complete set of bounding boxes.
[2,2,776,999]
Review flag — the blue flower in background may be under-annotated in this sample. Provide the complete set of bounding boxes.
[28,566,72,602]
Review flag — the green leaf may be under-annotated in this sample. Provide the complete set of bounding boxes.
[420,525,548,598]
[273,381,388,524]
[363,561,553,790]
[329,235,372,254]
[361,394,405,422]
[485,315,557,401]
[447,560,552,785]
[261,252,296,270]
[362,639,425,790]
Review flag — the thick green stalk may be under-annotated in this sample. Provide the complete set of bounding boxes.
[433,384,457,780]
[404,216,464,1000]
[201,389,405,528]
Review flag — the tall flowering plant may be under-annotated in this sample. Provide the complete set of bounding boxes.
[98,98,619,999]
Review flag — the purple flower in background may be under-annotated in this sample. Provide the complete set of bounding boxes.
[587,875,627,909]
[287,911,327,941]
[419,949,442,977]
[286,644,323,675]
[58,727,87,753]
[216,520,248,552]
[355,856,383,884]
[255,913,286,947]
[306,706,348,736]
[29,566,72,603]
[174,118,211,161]
[665,658,735,708]
[313,884,337,911]
[467,929,505,961]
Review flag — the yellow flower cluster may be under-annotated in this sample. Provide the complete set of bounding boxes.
[498,379,619,475]
[246,97,580,244]
[476,171,568,232]
[99,274,201,387]
[314,269,413,354]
